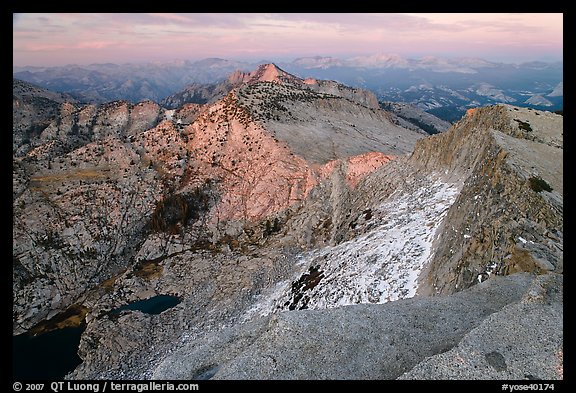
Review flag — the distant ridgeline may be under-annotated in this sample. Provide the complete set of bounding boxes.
[13,56,562,122]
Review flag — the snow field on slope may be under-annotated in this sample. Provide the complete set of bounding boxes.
[243,178,459,320]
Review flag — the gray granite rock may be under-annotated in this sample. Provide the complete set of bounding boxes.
[400,273,563,380]
[153,273,540,380]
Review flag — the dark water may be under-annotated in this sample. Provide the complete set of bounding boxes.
[12,295,180,379]
[111,294,181,315]
[13,325,85,380]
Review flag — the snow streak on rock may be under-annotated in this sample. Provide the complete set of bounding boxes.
[244,178,459,320]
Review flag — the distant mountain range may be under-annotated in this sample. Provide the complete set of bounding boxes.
[13,58,251,104]
[282,55,563,121]
[14,55,562,122]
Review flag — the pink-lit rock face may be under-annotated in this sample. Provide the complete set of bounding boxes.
[316,152,395,188]
[344,152,395,188]
[174,103,203,124]
[226,63,301,86]
[246,63,305,85]
[181,92,319,222]
[227,69,249,85]
[251,63,284,83]
[134,120,188,179]
[179,92,395,222]
[44,68,405,226]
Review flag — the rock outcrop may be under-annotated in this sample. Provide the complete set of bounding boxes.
[412,105,562,295]
[13,79,77,155]
[400,274,562,380]
[161,63,383,111]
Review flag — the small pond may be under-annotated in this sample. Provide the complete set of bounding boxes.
[111,294,181,315]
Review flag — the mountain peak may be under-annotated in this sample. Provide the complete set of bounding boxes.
[225,63,302,87]
[248,63,301,84]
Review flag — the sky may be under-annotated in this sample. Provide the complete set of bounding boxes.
[13,13,563,67]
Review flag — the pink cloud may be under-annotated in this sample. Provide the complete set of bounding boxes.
[25,41,118,52]
[77,41,116,49]
[13,13,563,66]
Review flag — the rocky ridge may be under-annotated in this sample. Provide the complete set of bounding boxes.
[12,69,562,380]
[13,79,77,155]
[414,105,562,295]
[380,101,452,134]
[162,63,382,111]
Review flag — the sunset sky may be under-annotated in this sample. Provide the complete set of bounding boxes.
[13,13,563,67]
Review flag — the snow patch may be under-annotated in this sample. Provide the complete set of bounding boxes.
[243,178,459,320]
[525,94,553,107]
[485,262,498,277]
